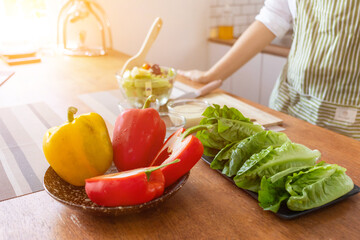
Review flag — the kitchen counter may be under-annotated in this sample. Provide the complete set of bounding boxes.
[0,50,359,240]
[209,35,292,58]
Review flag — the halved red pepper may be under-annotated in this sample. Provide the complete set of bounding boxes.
[85,160,179,207]
[112,96,166,171]
[150,128,186,166]
[150,126,208,187]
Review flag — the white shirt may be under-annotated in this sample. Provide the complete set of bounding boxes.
[255,0,297,38]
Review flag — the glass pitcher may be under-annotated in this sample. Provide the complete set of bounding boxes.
[57,0,112,56]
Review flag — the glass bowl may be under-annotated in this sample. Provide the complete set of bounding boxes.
[159,112,186,139]
[116,66,176,109]
[167,99,210,128]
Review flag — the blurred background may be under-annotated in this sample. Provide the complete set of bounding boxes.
[0,0,269,70]
[1,0,293,107]
[0,0,61,53]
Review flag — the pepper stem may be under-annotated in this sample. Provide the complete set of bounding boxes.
[180,124,213,139]
[142,95,156,109]
[144,159,180,181]
[67,107,78,122]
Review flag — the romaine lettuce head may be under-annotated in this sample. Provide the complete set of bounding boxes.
[227,131,290,177]
[197,122,230,156]
[201,104,252,122]
[258,176,290,213]
[258,165,313,213]
[196,104,264,157]
[210,141,240,170]
[286,163,354,211]
[234,142,320,192]
[203,146,222,157]
[210,131,290,177]
[219,118,264,142]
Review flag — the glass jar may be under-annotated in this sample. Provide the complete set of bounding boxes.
[57,0,112,56]
[218,4,234,40]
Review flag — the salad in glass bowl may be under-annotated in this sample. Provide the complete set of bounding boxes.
[116,64,176,108]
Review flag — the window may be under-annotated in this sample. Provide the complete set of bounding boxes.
[0,0,62,52]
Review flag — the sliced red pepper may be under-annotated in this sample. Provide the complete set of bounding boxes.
[150,128,186,166]
[112,96,166,171]
[150,125,209,187]
[85,160,179,207]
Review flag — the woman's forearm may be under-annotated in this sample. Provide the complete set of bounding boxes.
[206,21,276,81]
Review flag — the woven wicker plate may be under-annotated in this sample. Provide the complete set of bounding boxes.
[44,165,189,216]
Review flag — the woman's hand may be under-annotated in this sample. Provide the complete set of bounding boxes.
[177,70,212,83]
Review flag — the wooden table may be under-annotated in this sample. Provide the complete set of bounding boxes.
[0,50,359,240]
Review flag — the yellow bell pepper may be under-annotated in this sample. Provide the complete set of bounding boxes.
[43,107,113,186]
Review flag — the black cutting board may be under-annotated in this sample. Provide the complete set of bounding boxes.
[201,155,360,220]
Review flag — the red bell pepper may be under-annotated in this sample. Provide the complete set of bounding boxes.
[150,125,209,187]
[150,128,186,166]
[112,96,166,171]
[85,159,179,207]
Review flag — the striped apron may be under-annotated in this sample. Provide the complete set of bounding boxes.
[269,0,360,140]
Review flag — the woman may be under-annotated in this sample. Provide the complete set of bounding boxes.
[179,0,360,140]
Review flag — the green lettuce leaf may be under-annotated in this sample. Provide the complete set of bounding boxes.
[217,119,263,142]
[196,104,264,156]
[227,131,290,177]
[211,131,290,177]
[210,141,239,170]
[234,142,320,192]
[203,147,220,157]
[201,104,252,122]
[258,165,312,213]
[286,163,354,211]
[258,176,290,213]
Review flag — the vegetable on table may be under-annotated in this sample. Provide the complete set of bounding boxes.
[85,160,180,207]
[192,104,355,213]
[43,107,113,186]
[150,125,207,187]
[196,104,264,157]
[285,162,354,211]
[258,165,313,213]
[258,162,354,212]
[211,131,291,177]
[233,142,320,192]
[112,95,166,171]
[150,128,186,167]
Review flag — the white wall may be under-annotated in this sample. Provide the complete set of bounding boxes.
[98,0,210,70]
